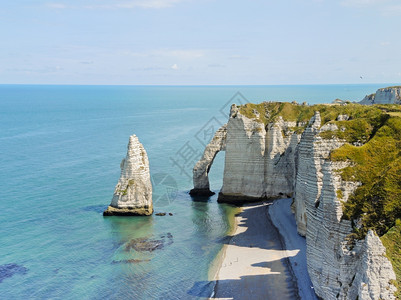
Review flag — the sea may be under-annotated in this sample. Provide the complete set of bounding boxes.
[0,84,388,299]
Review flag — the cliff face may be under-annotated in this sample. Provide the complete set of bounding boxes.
[104,135,153,216]
[360,86,401,105]
[295,119,396,299]
[193,102,398,299]
[217,104,300,203]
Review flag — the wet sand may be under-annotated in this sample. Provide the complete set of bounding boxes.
[210,202,300,300]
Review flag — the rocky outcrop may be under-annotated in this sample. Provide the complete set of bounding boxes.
[193,103,397,299]
[104,135,153,216]
[216,104,301,203]
[190,124,227,196]
[360,86,401,105]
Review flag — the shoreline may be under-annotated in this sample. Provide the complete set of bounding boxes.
[208,201,300,299]
[269,198,318,300]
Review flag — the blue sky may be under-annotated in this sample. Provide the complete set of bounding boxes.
[1,0,400,85]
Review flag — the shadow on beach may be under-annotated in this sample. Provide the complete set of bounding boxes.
[188,260,299,299]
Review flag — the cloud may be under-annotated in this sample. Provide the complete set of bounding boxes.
[7,66,64,74]
[116,0,185,9]
[121,49,205,60]
[228,54,247,60]
[82,0,187,9]
[208,63,225,68]
[340,0,389,7]
[381,4,401,15]
[46,2,68,9]
[171,64,179,70]
[153,49,204,59]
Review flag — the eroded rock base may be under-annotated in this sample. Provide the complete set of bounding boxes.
[103,205,153,216]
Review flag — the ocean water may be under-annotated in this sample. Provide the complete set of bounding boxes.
[0,84,387,299]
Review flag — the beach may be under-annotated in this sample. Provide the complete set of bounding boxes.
[210,200,317,300]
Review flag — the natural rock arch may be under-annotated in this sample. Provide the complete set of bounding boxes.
[189,124,227,196]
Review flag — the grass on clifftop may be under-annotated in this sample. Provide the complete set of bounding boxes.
[381,219,401,298]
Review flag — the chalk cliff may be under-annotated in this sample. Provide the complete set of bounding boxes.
[190,124,227,196]
[104,135,153,216]
[217,104,300,203]
[360,86,401,105]
[193,102,398,299]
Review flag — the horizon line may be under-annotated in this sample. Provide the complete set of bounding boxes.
[0,82,399,87]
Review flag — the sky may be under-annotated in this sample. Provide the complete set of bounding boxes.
[0,0,400,85]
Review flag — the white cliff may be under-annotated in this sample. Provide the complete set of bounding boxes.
[360,86,401,105]
[296,134,396,299]
[190,124,227,196]
[193,102,398,299]
[219,104,267,201]
[215,104,301,202]
[104,135,153,216]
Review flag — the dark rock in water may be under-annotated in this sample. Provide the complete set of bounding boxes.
[111,259,151,264]
[124,233,174,252]
[0,263,28,283]
[169,213,173,216]
[124,237,164,252]
[155,212,166,216]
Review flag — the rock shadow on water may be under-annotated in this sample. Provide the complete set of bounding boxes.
[82,204,108,214]
[123,233,174,252]
[189,194,214,203]
[0,263,28,283]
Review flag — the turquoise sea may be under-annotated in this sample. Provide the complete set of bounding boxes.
[0,84,388,299]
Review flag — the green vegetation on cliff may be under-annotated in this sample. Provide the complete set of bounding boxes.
[239,103,401,239]
[240,101,401,289]
[382,219,401,298]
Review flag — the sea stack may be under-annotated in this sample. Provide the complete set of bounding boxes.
[103,135,153,216]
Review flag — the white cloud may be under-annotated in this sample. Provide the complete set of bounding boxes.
[46,2,68,9]
[381,4,401,15]
[228,54,247,60]
[340,0,389,7]
[208,63,225,68]
[117,0,185,9]
[121,49,205,60]
[155,49,204,59]
[83,0,187,9]
[171,64,179,70]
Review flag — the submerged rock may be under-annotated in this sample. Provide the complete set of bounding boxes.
[124,233,173,252]
[103,135,153,216]
[0,263,28,283]
[111,259,150,264]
